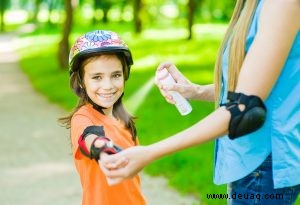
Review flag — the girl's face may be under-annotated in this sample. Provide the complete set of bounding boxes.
[83,54,124,115]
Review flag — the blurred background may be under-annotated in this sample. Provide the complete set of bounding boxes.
[0,1,240,205]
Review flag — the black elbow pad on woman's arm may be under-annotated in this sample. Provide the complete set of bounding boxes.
[222,91,267,139]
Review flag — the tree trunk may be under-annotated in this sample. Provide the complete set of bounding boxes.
[187,0,196,40]
[133,0,142,34]
[31,0,42,23]
[58,0,73,69]
[0,0,7,32]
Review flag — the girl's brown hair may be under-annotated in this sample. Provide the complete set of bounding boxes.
[59,53,137,142]
[214,0,258,107]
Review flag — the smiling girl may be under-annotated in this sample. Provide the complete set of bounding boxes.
[59,30,146,205]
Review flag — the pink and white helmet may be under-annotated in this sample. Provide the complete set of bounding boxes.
[69,30,133,74]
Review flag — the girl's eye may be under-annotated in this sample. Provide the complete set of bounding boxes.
[92,76,102,80]
[113,73,122,78]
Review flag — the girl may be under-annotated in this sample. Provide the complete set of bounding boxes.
[100,1,300,205]
[59,30,146,205]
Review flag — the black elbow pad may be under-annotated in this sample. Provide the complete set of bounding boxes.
[223,91,267,139]
[78,126,122,161]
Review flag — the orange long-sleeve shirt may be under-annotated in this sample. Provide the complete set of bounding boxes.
[70,104,146,205]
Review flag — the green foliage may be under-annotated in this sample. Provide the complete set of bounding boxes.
[18,23,228,205]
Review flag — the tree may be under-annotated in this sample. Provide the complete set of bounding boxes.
[93,0,112,24]
[187,0,203,40]
[30,0,42,23]
[0,0,8,32]
[187,0,195,40]
[58,0,73,69]
[133,0,142,33]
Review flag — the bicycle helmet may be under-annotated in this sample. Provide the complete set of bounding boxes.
[69,30,133,75]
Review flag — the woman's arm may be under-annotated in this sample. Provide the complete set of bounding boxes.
[151,0,300,155]
[236,0,300,99]
[100,0,300,183]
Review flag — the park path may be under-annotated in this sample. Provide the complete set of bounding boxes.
[0,29,199,205]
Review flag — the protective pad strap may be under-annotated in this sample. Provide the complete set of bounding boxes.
[78,126,122,161]
[90,137,123,161]
[78,134,90,157]
[82,126,105,138]
[90,137,109,160]
[225,91,267,139]
[78,126,105,159]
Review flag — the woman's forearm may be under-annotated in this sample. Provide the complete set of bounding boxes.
[147,106,229,161]
[191,83,215,102]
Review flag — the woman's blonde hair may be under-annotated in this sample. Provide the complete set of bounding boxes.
[214,0,258,107]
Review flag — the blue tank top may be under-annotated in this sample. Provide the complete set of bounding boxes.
[214,0,300,188]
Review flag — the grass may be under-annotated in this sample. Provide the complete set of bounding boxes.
[17,22,228,205]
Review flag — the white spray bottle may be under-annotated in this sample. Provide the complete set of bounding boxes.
[156,68,192,116]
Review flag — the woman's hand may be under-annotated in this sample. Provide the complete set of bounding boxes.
[155,62,215,102]
[99,146,153,185]
[155,62,196,103]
